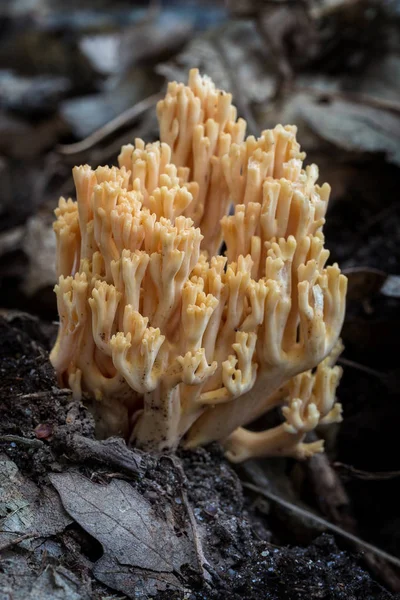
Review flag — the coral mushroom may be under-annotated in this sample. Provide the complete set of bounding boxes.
[50,69,347,461]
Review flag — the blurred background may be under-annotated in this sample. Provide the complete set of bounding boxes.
[0,0,399,572]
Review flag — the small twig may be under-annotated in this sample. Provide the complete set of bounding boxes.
[181,485,213,584]
[306,450,355,531]
[17,389,72,400]
[2,503,31,521]
[102,472,132,481]
[334,462,400,481]
[161,455,212,585]
[0,435,44,449]
[0,532,39,553]
[57,93,162,156]
[300,445,400,589]
[337,357,386,380]
[242,482,400,570]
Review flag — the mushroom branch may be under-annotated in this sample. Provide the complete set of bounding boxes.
[50,69,347,459]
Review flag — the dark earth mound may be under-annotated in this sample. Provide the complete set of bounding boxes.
[0,312,398,600]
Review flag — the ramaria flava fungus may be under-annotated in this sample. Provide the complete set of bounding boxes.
[50,69,347,461]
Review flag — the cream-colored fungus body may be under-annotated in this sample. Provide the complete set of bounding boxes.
[50,69,347,461]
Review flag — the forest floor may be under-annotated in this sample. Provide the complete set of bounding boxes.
[0,311,399,600]
[1,1,400,598]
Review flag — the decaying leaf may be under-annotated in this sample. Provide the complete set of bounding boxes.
[21,214,57,297]
[50,472,194,572]
[344,268,400,301]
[93,554,184,599]
[0,554,91,600]
[299,99,400,166]
[50,471,197,597]
[0,454,72,549]
[344,267,388,302]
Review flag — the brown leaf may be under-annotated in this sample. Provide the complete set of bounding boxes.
[343,267,387,302]
[93,554,183,598]
[0,555,91,600]
[334,462,400,481]
[50,471,196,597]
[300,99,400,166]
[0,455,72,549]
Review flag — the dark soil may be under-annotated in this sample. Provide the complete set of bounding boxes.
[1,312,398,600]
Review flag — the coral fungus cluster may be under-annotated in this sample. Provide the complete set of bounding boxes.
[50,69,347,461]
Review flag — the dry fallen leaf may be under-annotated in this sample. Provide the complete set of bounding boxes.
[299,99,400,166]
[93,553,184,599]
[50,471,197,598]
[20,214,57,297]
[343,267,388,302]
[0,454,72,549]
[0,555,91,600]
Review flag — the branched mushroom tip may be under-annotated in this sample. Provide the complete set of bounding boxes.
[50,68,347,460]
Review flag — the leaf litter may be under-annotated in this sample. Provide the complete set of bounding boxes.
[50,471,196,595]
